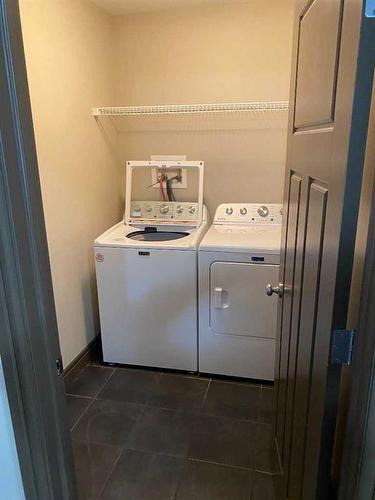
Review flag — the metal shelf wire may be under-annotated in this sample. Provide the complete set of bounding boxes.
[92,101,289,117]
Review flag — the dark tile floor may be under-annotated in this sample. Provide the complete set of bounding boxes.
[65,359,279,500]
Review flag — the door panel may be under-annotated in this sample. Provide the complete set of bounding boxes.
[276,173,302,469]
[294,0,343,129]
[289,182,328,499]
[210,262,279,338]
[274,0,372,498]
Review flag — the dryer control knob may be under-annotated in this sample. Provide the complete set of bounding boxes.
[188,206,195,214]
[176,205,184,214]
[145,205,153,213]
[240,207,247,215]
[258,205,269,217]
[159,204,170,215]
[226,207,233,215]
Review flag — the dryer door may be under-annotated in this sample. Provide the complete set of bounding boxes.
[210,262,279,338]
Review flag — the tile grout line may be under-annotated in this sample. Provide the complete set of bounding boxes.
[187,456,253,472]
[91,415,148,500]
[117,444,255,473]
[202,378,212,404]
[209,377,262,389]
[94,444,124,500]
[95,400,149,500]
[93,367,118,400]
[89,363,148,499]
[70,396,96,433]
[249,469,255,500]
[135,370,163,411]
[65,393,93,399]
[254,468,281,476]
[114,401,261,426]
[257,386,263,425]
[253,386,263,473]
[69,367,117,433]
[68,363,272,496]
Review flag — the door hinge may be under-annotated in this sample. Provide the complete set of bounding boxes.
[330,329,356,365]
[56,356,64,376]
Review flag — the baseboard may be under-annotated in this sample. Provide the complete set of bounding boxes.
[63,336,101,378]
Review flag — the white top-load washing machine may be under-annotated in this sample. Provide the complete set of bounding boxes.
[94,160,208,371]
[198,203,282,380]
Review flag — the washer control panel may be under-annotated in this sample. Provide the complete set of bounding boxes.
[214,204,283,224]
[130,201,199,222]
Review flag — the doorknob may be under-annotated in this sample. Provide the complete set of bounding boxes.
[266,283,284,297]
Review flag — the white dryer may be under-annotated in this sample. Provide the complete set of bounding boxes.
[198,203,282,380]
[94,160,208,371]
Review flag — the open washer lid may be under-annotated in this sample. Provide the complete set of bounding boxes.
[124,160,204,227]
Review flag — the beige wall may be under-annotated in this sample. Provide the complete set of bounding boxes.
[113,1,294,215]
[19,0,294,366]
[20,1,123,367]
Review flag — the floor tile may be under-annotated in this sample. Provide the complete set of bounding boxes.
[66,395,92,429]
[147,373,209,410]
[189,414,257,468]
[65,365,115,397]
[203,380,261,421]
[255,422,274,448]
[251,471,276,500]
[175,460,252,500]
[259,387,275,424]
[72,440,121,500]
[99,449,185,500]
[254,423,281,474]
[97,368,162,404]
[71,399,143,446]
[254,448,281,474]
[126,407,191,457]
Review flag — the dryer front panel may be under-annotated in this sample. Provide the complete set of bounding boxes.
[209,262,279,339]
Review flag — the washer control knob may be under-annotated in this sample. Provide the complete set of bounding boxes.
[240,207,247,215]
[188,206,196,214]
[176,205,184,214]
[159,204,169,215]
[258,205,269,217]
[131,206,142,217]
[226,207,233,215]
[145,205,153,213]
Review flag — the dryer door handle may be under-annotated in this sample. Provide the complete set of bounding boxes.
[214,287,229,309]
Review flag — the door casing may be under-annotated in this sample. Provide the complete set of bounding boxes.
[0,1,77,498]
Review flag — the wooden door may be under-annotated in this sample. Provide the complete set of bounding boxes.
[272,1,375,499]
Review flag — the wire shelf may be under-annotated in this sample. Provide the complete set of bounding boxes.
[92,101,289,117]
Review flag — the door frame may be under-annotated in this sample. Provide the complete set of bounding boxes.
[340,173,375,499]
[0,1,77,498]
[339,74,375,500]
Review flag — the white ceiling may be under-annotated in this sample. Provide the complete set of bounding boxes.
[91,0,247,16]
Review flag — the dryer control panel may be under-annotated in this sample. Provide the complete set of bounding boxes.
[214,204,283,225]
